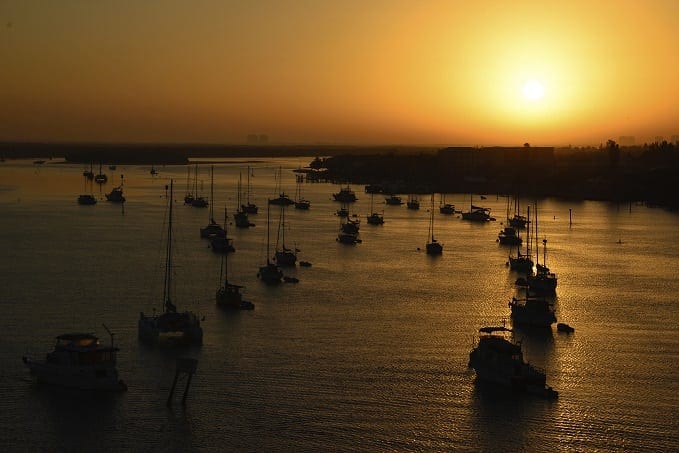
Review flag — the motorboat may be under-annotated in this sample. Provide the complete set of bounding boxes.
[384,194,403,205]
[406,196,420,210]
[468,326,557,397]
[366,212,384,225]
[333,185,358,203]
[78,194,97,205]
[22,331,127,391]
[509,297,556,328]
[557,323,575,333]
[498,226,522,245]
[105,175,126,203]
[462,205,495,222]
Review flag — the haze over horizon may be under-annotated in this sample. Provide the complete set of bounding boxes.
[1,1,677,147]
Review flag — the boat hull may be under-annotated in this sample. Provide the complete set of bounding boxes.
[23,357,126,391]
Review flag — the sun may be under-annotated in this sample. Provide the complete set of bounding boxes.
[522,80,545,101]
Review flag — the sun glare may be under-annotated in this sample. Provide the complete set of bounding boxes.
[523,80,545,101]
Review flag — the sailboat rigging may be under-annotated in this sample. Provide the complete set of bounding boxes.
[138,180,203,345]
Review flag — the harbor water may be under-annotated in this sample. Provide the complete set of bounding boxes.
[1,158,678,451]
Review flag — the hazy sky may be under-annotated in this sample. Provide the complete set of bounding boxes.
[1,1,677,146]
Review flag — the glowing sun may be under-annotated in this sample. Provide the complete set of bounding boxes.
[522,80,545,101]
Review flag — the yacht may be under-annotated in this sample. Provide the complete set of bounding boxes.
[468,326,557,397]
[333,185,358,203]
[78,194,97,205]
[105,175,126,203]
[216,234,254,310]
[22,331,127,391]
[258,203,284,284]
[498,226,522,245]
[384,194,403,205]
[200,166,225,238]
[406,195,420,210]
[509,296,557,328]
[462,205,495,222]
[366,212,384,225]
[426,193,443,255]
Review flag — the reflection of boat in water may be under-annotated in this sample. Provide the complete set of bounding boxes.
[426,193,443,255]
[468,326,557,398]
[509,296,556,328]
[138,180,203,345]
[22,330,127,391]
[333,185,358,203]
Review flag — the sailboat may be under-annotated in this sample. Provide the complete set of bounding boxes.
[426,193,443,255]
[366,193,384,225]
[257,202,284,284]
[216,210,253,310]
[461,194,495,221]
[94,163,108,184]
[526,202,557,294]
[241,166,258,214]
[294,174,310,210]
[509,193,528,229]
[509,205,534,272]
[105,174,126,203]
[83,162,94,180]
[78,170,97,205]
[268,167,295,206]
[138,180,203,345]
[184,165,194,204]
[274,205,298,266]
[234,173,253,228]
[191,164,208,208]
[200,166,225,238]
[439,194,455,214]
[406,195,420,210]
[211,208,235,253]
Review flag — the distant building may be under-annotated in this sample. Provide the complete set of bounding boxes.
[247,134,270,144]
[619,136,635,146]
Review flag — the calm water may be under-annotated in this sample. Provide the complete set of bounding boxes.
[1,158,678,451]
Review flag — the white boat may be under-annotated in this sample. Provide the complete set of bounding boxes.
[139,180,203,345]
[426,193,443,255]
[22,330,127,391]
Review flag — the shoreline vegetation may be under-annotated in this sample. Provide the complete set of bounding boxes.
[1,140,677,209]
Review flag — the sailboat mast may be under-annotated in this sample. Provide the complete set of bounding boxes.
[164,180,174,308]
[209,165,214,222]
[266,201,271,265]
[534,201,539,266]
[246,166,250,204]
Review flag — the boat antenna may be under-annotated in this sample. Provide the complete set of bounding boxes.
[102,323,115,347]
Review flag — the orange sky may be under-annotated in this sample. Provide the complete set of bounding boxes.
[1,1,677,146]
